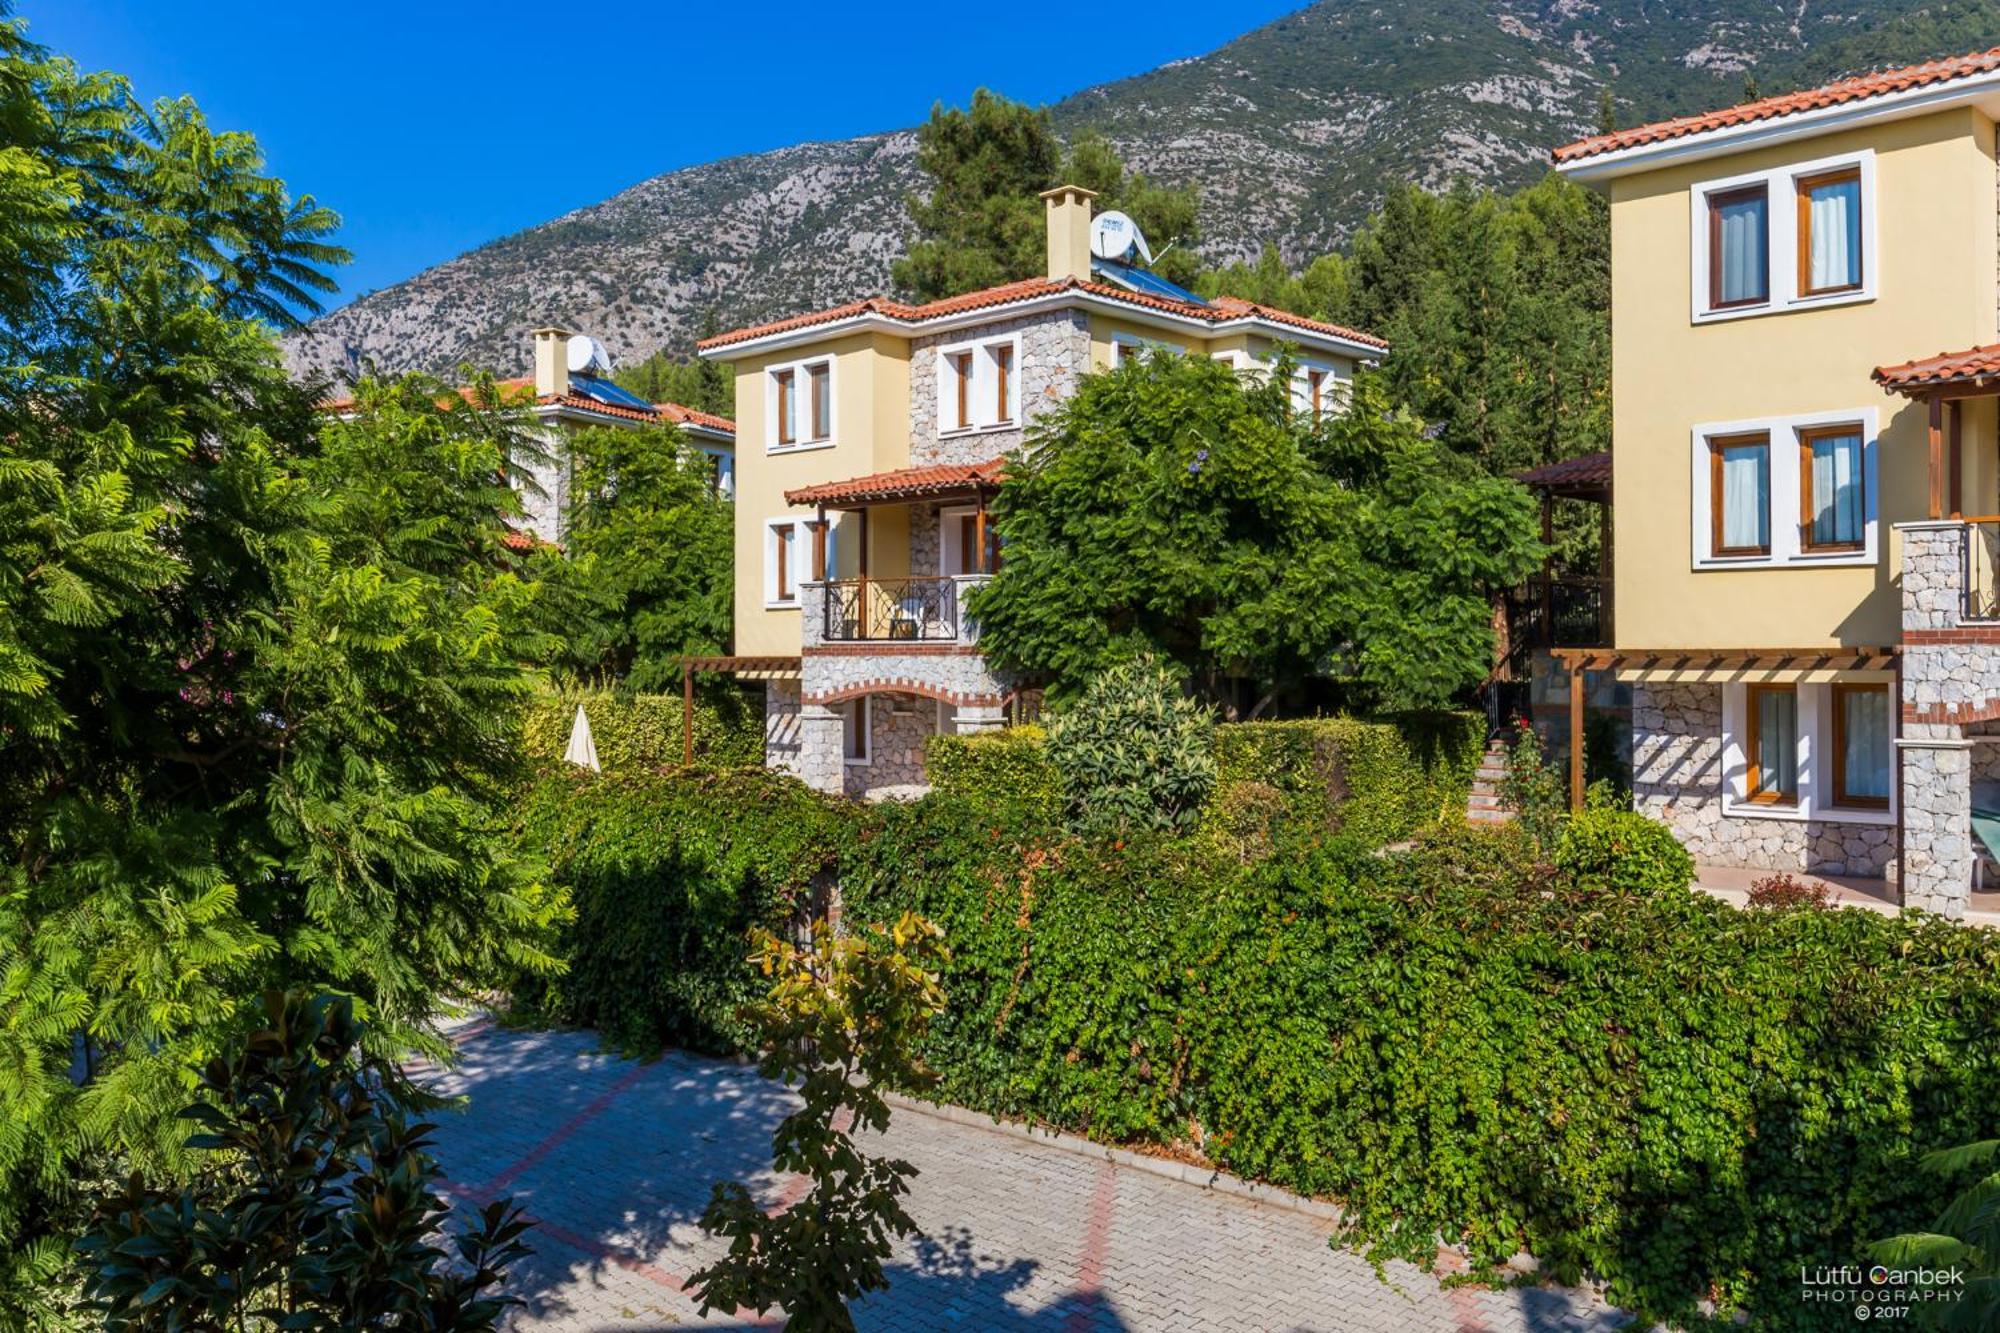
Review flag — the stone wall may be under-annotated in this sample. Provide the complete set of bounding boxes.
[908,311,1091,466]
[844,693,937,800]
[518,425,571,545]
[764,680,803,777]
[1632,682,1894,877]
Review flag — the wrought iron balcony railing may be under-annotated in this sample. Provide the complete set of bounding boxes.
[820,576,966,642]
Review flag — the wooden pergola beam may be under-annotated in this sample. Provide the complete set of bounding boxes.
[1550,646,1898,672]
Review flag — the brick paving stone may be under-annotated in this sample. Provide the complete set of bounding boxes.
[418,1023,1633,1333]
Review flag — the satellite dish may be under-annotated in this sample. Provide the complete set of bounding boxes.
[566,335,613,376]
[1089,210,1154,266]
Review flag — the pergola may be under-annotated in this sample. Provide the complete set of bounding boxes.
[675,655,800,767]
[1512,450,1613,656]
[783,459,1005,584]
[1873,342,2000,519]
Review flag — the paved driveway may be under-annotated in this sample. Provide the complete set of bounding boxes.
[419,1021,1630,1332]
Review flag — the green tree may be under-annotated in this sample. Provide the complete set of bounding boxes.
[893,90,1203,301]
[0,16,566,1315]
[1199,244,1350,322]
[536,422,733,689]
[1046,656,1217,832]
[970,354,1541,714]
[1873,1140,2000,1329]
[614,311,735,418]
[690,913,948,1332]
[74,991,533,1331]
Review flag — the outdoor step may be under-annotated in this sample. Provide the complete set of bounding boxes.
[1467,795,1505,811]
[1467,808,1515,824]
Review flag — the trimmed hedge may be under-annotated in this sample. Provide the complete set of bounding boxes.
[522,686,762,772]
[925,725,1060,820]
[509,766,843,1053]
[1209,713,1484,847]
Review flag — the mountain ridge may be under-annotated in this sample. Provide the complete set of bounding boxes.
[283,0,2000,385]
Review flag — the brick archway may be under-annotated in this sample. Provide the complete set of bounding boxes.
[804,679,1006,709]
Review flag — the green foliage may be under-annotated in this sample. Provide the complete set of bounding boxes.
[1046,659,1217,833]
[841,813,2000,1329]
[521,688,763,772]
[924,724,1060,821]
[509,767,848,1054]
[73,991,532,1331]
[971,358,1542,712]
[1209,713,1484,849]
[613,314,735,418]
[1873,1140,2000,1329]
[689,913,948,1332]
[0,21,564,1314]
[892,89,1202,301]
[1499,717,1568,852]
[1553,802,1695,897]
[530,422,733,689]
[1197,244,1350,322]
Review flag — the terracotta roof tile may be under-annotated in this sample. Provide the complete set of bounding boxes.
[1873,343,2000,393]
[699,276,1388,352]
[320,380,737,434]
[1555,45,2000,164]
[1515,450,1611,492]
[653,401,737,434]
[784,458,1005,508]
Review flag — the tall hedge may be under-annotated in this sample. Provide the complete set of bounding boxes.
[1208,713,1483,846]
[522,686,762,772]
[510,767,845,1053]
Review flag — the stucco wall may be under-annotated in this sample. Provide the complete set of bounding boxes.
[1608,107,2000,650]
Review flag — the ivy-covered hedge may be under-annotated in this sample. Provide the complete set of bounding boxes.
[1208,713,1483,847]
[510,757,2000,1325]
[925,725,1060,820]
[510,767,842,1053]
[521,686,762,772]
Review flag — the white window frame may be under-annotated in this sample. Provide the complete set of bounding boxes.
[1109,331,1180,365]
[937,504,986,577]
[702,448,735,499]
[1688,406,1878,570]
[764,517,806,608]
[935,333,1022,436]
[1689,148,1876,324]
[765,356,836,453]
[1291,358,1349,417]
[1720,679,1895,824]
[842,697,872,766]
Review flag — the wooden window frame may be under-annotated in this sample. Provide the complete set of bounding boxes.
[951,351,972,430]
[774,369,796,446]
[1707,183,1770,311]
[773,523,793,603]
[1797,424,1866,553]
[1830,682,1890,810]
[1744,682,1798,805]
[1708,431,1771,558]
[993,343,1013,424]
[1796,167,1864,299]
[842,698,871,765]
[1307,367,1325,418]
[807,362,830,442]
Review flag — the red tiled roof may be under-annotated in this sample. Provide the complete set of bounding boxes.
[699,276,1387,352]
[320,379,735,434]
[500,528,542,552]
[1554,45,2000,164]
[1872,343,2000,394]
[1515,450,1611,494]
[784,458,1006,508]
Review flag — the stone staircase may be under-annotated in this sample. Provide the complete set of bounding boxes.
[1467,737,1513,825]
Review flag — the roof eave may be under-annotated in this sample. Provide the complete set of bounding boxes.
[1554,71,2000,183]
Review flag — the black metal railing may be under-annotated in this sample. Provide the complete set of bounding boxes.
[1965,519,2000,622]
[1502,577,1608,677]
[822,576,962,642]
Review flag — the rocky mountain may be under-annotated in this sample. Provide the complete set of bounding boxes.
[284,0,2000,384]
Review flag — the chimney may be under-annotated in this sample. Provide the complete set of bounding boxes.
[1040,184,1098,283]
[532,326,572,398]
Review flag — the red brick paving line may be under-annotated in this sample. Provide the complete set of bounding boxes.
[1063,1162,1119,1333]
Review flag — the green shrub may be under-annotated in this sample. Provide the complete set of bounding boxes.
[1553,803,1695,896]
[1209,711,1483,847]
[926,724,1060,820]
[521,685,762,772]
[1045,659,1216,832]
[1499,716,1568,851]
[509,766,852,1053]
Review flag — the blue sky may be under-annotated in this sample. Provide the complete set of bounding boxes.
[22,1,1303,309]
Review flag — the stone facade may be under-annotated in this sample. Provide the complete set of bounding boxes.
[844,693,942,800]
[908,311,1091,466]
[763,680,803,777]
[518,426,572,546]
[1632,682,1895,877]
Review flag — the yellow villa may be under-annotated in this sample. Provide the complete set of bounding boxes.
[1552,45,2000,915]
[695,186,1385,798]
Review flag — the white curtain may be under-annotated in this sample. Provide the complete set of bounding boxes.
[1843,690,1890,800]
[1717,193,1767,304]
[1808,178,1861,291]
[1810,433,1864,546]
[1756,690,1797,798]
[1721,444,1769,550]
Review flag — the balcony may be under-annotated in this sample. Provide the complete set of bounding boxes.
[803,576,991,647]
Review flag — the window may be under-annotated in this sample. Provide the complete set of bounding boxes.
[993,343,1013,424]
[765,519,803,606]
[939,506,997,575]
[1831,683,1890,809]
[1745,684,1798,805]
[1691,152,1874,321]
[767,358,833,450]
[935,335,1019,433]
[1799,425,1864,551]
[1709,432,1771,557]
[1707,184,1769,310]
[1797,168,1862,297]
[842,698,870,765]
